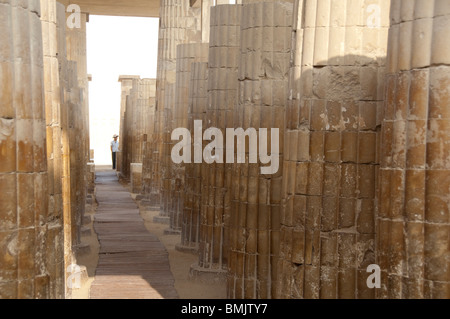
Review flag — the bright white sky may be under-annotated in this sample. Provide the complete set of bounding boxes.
[87,15,159,164]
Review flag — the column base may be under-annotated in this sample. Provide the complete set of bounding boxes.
[153,215,170,224]
[140,199,160,211]
[164,228,181,235]
[175,243,199,255]
[189,263,227,284]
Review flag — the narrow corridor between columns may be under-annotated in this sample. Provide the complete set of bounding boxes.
[89,167,178,299]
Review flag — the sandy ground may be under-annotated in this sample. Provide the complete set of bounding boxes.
[71,168,226,299]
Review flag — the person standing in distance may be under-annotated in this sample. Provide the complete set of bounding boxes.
[111,134,119,170]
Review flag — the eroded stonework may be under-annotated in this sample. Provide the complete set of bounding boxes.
[1,0,449,299]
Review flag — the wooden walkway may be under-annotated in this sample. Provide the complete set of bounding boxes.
[89,170,178,299]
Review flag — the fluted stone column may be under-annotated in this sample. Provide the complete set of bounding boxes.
[159,83,176,224]
[176,62,209,254]
[122,84,135,180]
[163,42,209,234]
[278,0,390,299]
[120,77,152,180]
[41,0,71,298]
[140,79,157,199]
[118,76,140,177]
[123,82,134,179]
[66,10,89,166]
[189,4,242,282]
[378,0,450,299]
[65,11,89,249]
[0,0,55,298]
[121,78,156,192]
[54,1,76,299]
[144,0,202,212]
[227,1,293,299]
[127,79,141,171]
[66,59,83,250]
[136,79,156,165]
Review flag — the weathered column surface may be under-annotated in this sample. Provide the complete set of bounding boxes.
[189,4,242,282]
[67,59,83,250]
[227,1,293,299]
[378,0,450,299]
[177,62,209,254]
[124,79,156,195]
[278,0,390,299]
[140,79,157,200]
[0,0,54,299]
[118,75,140,177]
[163,42,209,234]
[66,9,89,166]
[119,77,156,182]
[144,0,202,211]
[65,11,89,250]
[41,0,70,298]
[159,83,176,224]
[122,81,137,180]
[54,0,76,299]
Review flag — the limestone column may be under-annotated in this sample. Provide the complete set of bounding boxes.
[0,0,52,298]
[54,1,76,299]
[66,10,89,166]
[278,0,390,299]
[176,62,208,253]
[159,83,176,224]
[189,4,242,281]
[126,78,156,194]
[66,60,83,251]
[65,11,89,249]
[135,79,156,165]
[163,42,209,234]
[141,79,157,198]
[378,0,450,299]
[123,92,133,179]
[120,78,143,181]
[118,76,140,177]
[129,78,140,165]
[227,1,293,299]
[40,0,70,298]
[143,0,202,212]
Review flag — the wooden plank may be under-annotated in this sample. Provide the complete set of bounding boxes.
[89,170,179,299]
